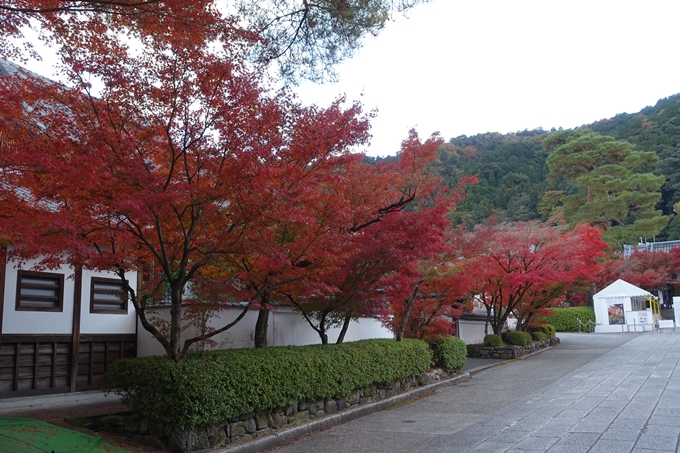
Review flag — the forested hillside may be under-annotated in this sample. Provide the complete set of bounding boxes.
[440,93,680,241]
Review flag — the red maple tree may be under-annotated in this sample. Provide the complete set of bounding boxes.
[602,249,680,304]
[458,221,607,335]
[0,23,375,359]
[279,132,474,344]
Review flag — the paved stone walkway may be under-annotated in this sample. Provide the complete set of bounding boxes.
[423,331,680,453]
[267,332,680,453]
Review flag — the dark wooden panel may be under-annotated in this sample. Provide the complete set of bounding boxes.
[1,335,72,343]
[37,344,54,355]
[0,334,135,397]
[0,356,15,367]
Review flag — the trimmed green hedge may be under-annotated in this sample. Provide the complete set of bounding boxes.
[502,331,531,346]
[103,339,432,427]
[538,307,595,332]
[483,334,503,347]
[432,337,467,372]
[538,324,557,339]
[532,331,547,341]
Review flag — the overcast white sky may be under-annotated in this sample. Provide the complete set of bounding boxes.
[14,1,680,158]
[294,0,680,156]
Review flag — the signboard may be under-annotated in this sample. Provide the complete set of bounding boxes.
[608,303,624,325]
[636,311,650,325]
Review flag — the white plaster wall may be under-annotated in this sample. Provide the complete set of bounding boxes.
[79,269,137,335]
[271,308,393,346]
[458,319,486,344]
[2,259,75,334]
[136,306,265,357]
[137,305,393,357]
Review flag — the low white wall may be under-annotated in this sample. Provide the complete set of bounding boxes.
[458,319,486,345]
[137,305,394,357]
[2,259,76,335]
[79,268,137,335]
[2,257,137,336]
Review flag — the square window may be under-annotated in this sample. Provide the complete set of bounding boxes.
[16,270,64,312]
[90,277,128,314]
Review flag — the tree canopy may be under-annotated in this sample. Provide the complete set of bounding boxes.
[1,0,429,81]
[543,130,668,247]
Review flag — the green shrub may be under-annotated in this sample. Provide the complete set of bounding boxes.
[483,334,503,347]
[503,331,531,346]
[103,339,432,427]
[432,337,467,372]
[539,324,556,339]
[538,307,595,332]
[520,331,533,344]
[532,331,547,341]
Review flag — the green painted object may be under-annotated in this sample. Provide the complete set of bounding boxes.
[0,417,129,453]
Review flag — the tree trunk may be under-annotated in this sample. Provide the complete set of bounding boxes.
[396,282,421,342]
[318,311,328,345]
[168,285,183,360]
[336,314,352,344]
[254,307,269,348]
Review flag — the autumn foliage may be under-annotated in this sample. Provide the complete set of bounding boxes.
[602,249,680,301]
[0,30,473,357]
[456,220,607,335]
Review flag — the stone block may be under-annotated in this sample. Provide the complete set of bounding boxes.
[166,426,209,453]
[266,412,281,430]
[239,411,255,421]
[418,372,436,386]
[284,404,297,416]
[298,401,310,411]
[255,411,269,430]
[324,399,337,414]
[229,421,246,438]
[243,418,257,434]
[349,389,361,405]
[364,384,377,396]
[336,397,347,411]
[138,419,149,436]
[208,430,227,448]
[307,402,318,417]
[206,424,222,439]
[124,417,140,434]
[149,422,165,439]
[287,411,310,426]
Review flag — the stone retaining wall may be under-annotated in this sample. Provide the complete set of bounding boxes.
[82,368,457,453]
[466,337,560,359]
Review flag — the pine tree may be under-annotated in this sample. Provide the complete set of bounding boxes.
[543,130,668,247]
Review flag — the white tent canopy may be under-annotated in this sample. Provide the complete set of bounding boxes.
[594,279,653,299]
[593,279,655,332]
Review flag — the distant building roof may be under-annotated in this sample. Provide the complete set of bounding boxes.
[622,239,680,258]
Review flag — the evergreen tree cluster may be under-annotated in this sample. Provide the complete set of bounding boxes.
[439,94,680,243]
